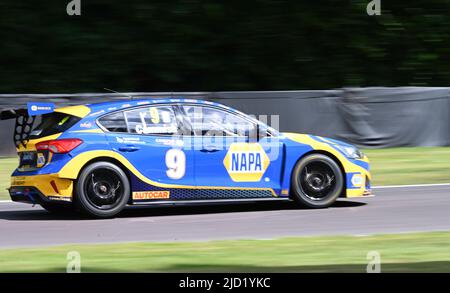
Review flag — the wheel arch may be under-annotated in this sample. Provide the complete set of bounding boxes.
[73,156,133,203]
[77,156,131,178]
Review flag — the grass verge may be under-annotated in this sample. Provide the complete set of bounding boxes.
[0,157,16,200]
[0,231,450,272]
[363,147,450,186]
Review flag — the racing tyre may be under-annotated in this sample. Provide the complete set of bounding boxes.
[291,154,344,208]
[75,162,130,218]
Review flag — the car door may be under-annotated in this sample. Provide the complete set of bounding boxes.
[99,105,195,200]
[179,104,284,198]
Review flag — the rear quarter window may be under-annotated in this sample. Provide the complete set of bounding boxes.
[29,112,81,139]
[98,112,128,133]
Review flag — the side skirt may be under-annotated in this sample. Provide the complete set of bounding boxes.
[131,197,292,206]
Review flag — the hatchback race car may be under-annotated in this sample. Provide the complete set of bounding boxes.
[1,98,372,218]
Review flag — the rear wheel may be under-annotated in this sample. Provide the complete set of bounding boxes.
[75,162,130,218]
[291,154,344,208]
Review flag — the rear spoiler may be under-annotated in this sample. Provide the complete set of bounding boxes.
[0,102,55,148]
[0,102,54,120]
[0,108,28,121]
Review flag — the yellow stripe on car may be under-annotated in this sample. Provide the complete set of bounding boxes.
[55,105,91,118]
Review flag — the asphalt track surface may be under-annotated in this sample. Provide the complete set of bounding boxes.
[0,185,449,248]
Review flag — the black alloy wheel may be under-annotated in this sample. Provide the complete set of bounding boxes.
[75,162,130,218]
[291,154,344,208]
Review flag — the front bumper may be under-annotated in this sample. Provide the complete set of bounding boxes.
[345,170,373,198]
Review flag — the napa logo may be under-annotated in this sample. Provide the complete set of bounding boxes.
[223,143,270,182]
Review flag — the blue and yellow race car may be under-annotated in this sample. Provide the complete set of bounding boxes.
[2,98,372,218]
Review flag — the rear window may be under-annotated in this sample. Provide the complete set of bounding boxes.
[29,112,81,139]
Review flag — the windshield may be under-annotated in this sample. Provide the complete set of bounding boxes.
[221,107,280,137]
[29,112,81,139]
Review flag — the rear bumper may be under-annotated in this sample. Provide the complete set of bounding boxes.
[9,174,73,204]
[9,186,70,204]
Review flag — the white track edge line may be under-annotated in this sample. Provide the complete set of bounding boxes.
[373,183,450,189]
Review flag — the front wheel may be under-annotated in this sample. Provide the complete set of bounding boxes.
[291,154,344,208]
[75,162,130,218]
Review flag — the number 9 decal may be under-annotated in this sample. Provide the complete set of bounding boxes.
[165,149,186,180]
[149,107,160,124]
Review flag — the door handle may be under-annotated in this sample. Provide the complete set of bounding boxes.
[118,145,140,152]
[200,145,220,153]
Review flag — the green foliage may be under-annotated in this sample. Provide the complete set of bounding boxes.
[0,157,16,199]
[1,1,450,92]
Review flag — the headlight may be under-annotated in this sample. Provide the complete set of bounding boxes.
[334,145,364,159]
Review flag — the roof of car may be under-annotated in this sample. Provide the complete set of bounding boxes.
[82,97,237,118]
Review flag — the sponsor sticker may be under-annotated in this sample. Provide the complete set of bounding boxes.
[27,102,54,116]
[36,153,46,168]
[88,110,105,117]
[155,138,184,147]
[132,191,170,200]
[48,196,72,202]
[223,143,270,182]
[11,177,25,186]
[79,122,92,128]
[351,174,364,187]
[115,136,145,144]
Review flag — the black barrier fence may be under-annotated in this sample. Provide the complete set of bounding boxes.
[0,87,449,156]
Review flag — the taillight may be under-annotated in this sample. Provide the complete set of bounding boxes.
[36,139,83,154]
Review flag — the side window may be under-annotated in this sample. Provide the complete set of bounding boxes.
[182,106,255,137]
[125,105,179,135]
[98,112,127,133]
